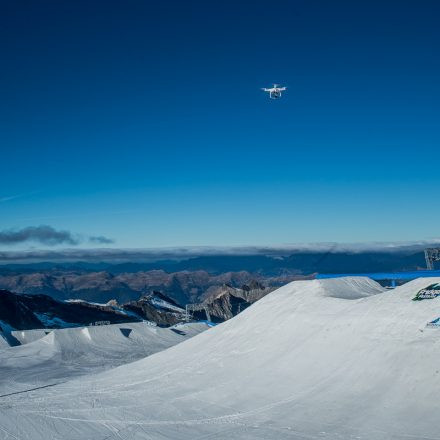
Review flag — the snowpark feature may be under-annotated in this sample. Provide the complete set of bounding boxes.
[0,321,210,396]
[1,277,440,439]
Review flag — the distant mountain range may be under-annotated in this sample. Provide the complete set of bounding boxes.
[0,247,433,339]
[0,251,430,305]
[0,269,299,305]
[0,250,429,275]
[0,279,273,341]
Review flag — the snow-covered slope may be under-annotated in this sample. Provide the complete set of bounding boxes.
[11,328,52,345]
[0,321,210,396]
[1,277,440,440]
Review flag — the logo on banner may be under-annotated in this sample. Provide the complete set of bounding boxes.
[412,283,440,301]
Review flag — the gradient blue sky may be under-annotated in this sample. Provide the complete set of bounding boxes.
[1,0,439,249]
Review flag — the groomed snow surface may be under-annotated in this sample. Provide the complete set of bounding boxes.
[1,277,440,440]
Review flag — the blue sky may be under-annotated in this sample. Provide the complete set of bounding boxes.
[1,0,439,249]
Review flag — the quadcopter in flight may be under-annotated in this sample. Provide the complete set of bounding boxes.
[261,84,287,99]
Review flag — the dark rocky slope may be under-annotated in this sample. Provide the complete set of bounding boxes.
[0,289,139,331]
[0,289,187,335]
[188,281,274,323]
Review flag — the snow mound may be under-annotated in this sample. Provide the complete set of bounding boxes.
[81,327,92,340]
[11,329,52,345]
[0,321,210,396]
[316,276,385,299]
[2,277,440,440]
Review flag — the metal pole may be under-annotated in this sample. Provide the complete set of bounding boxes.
[425,249,434,270]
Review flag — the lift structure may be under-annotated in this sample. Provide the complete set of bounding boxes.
[425,248,440,270]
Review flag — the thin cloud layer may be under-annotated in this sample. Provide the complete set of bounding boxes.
[89,236,115,244]
[0,226,114,247]
[0,195,20,203]
[0,239,439,263]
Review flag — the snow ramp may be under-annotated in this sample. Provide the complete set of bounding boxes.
[1,277,440,440]
[11,328,52,345]
[0,321,209,396]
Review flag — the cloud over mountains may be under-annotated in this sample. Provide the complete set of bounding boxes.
[0,239,438,263]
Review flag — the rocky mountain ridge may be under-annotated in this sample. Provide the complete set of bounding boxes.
[188,280,274,322]
[0,269,299,305]
[0,279,275,341]
[0,289,188,343]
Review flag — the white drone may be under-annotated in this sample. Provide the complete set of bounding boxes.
[261,84,287,99]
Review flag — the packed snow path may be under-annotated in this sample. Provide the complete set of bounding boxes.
[1,277,440,440]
